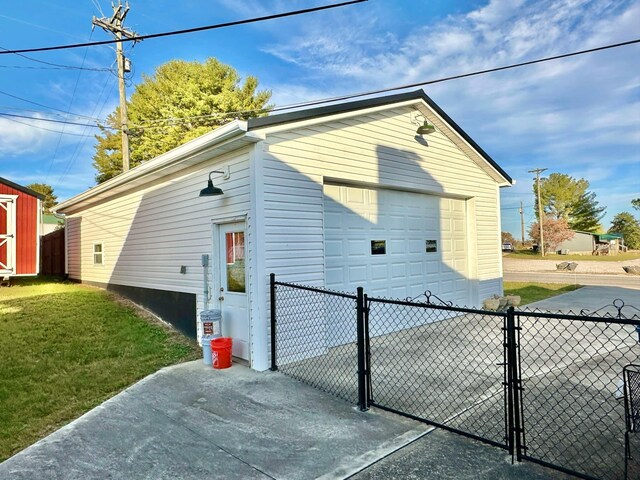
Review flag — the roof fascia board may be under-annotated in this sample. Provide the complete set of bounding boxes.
[0,176,46,200]
[415,92,512,185]
[55,121,249,212]
[252,89,512,186]
[248,99,421,135]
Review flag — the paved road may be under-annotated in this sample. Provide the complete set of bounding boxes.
[505,271,640,289]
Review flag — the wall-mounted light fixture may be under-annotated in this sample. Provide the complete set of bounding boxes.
[199,167,230,197]
[411,112,437,136]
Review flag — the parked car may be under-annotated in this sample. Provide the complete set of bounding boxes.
[502,242,514,252]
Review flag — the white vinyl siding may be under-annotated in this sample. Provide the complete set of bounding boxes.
[260,104,502,306]
[65,147,253,317]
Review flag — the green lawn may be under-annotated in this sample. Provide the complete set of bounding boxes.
[503,281,582,305]
[0,277,199,461]
[505,250,640,262]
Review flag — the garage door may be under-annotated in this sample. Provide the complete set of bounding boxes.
[324,185,469,305]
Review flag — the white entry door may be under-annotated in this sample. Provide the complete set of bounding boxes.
[218,222,250,360]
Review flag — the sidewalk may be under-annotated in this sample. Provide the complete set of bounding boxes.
[0,361,428,479]
[1,360,559,479]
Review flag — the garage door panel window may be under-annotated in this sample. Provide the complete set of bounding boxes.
[370,240,386,255]
[324,185,470,305]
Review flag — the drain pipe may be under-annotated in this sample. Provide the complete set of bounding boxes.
[202,254,211,310]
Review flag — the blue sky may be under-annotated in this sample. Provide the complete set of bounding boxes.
[0,0,638,237]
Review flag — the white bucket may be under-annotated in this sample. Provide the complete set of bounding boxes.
[202,336,213,365]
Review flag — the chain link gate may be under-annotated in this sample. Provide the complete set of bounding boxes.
[270,275,640,479]
[364,295,513,450]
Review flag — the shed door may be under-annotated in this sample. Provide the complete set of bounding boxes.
[323,185,469,305]
[0,195,17,275]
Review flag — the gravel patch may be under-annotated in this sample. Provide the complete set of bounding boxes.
[503,257,640,275]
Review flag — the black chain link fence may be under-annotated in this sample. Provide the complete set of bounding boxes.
[366,296,510,448]
[271,281,359,404]
[270,275,640,480]
[515,307,640,480]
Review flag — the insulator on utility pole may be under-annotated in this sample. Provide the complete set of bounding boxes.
[92,1,140,173]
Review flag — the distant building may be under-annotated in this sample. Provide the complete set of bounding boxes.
[556,231,624,255]
[41,213,64,235]
[0,176,43,277]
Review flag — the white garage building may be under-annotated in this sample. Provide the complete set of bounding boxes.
[55,90,512,371]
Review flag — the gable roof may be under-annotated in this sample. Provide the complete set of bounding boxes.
[56,89,511,213]
[0,176,45,200]
[249,89,512,185]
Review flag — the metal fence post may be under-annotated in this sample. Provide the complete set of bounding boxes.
[506,306,523,461]
[364,293,372,406]
[356,286,368,411]
[270,273,277,371]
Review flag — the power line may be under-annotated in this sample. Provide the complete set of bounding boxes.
[0,46,113,71]
[127,37,640,130]
[246,38,640,111]
[8,36,638,134]
[0,112,102,128]
[46,31,96,183]
[0,1,368,55]
[56,77,115,187]
[0,114,97,137]
[0,89,102,120]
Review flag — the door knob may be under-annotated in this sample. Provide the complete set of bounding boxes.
[218,295,224,301]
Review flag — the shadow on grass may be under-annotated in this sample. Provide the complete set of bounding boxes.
[0,288,199,461]
[2,275,69,288]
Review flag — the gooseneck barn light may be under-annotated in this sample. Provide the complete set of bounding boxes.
[411,112,437,136]
[199,167,230,197]
[416,120,436,135]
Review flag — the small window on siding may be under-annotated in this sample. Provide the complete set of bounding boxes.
[426,240,437,253]
[371,240,386,255]
[93,243,104,265]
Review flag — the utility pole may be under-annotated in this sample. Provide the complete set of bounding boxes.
[519,200,525,244]
[93,2,138,172]
[529,168,548,256]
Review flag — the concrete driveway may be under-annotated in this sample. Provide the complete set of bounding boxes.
[0,361,430,480]
[1,360,560,480]
[278,285,640,479]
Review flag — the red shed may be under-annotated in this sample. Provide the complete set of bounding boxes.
[0,177,43,277]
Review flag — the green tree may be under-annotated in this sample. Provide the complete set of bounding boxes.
[93,58,272,183]
[609,212,640,249]
[26,183,57,212]
[632,198,640,211]
[570,192,606,232]
[528,216,575,253]
[534,173,605,232]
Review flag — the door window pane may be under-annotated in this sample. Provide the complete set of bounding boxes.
[225,231,245,292]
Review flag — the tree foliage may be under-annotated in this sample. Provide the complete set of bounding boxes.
[501,231,517,245]
[528,216,575,253]
[93,58,272,183]
[609,212,640,249]
[632,198,640,211]
[534,173,605,233]
[26,183,57,212]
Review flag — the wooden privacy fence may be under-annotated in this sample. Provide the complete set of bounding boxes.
[40,229,65,276]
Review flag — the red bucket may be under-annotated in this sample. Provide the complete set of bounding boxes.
[210,337,232,369]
